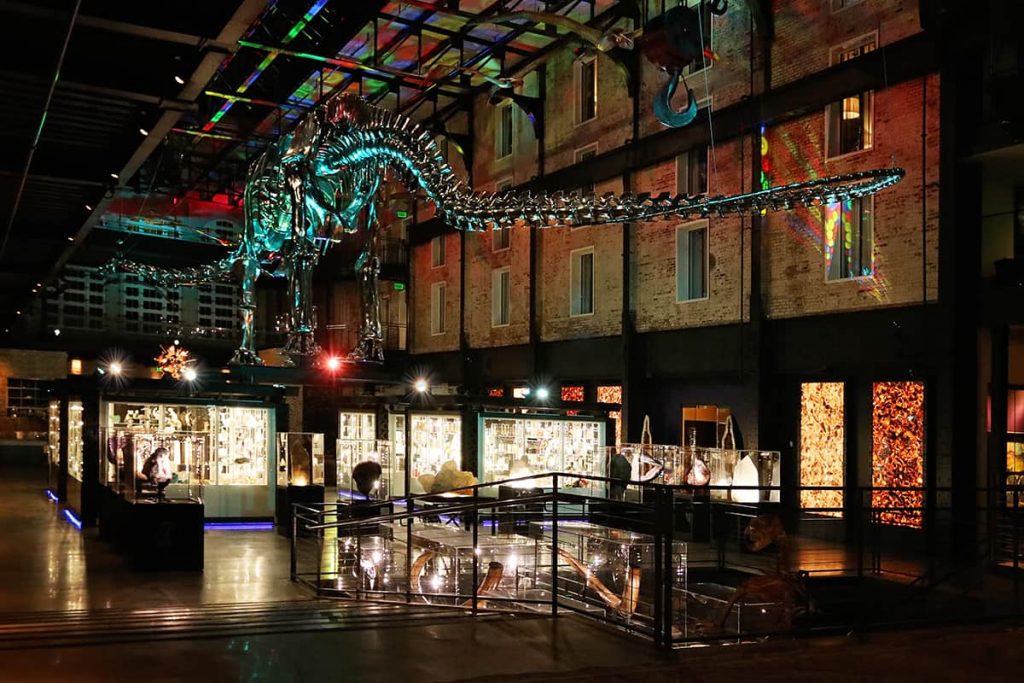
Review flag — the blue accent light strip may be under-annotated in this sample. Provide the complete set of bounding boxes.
[204,522,275,531]
[44,489,58,503]
[63,509,83,530]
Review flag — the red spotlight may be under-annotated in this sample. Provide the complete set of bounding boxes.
[325,355,341,372]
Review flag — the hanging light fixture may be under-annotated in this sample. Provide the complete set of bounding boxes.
[842,96,861,120]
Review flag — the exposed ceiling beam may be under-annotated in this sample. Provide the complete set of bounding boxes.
[0,0,234,51]
[45,0,268,283]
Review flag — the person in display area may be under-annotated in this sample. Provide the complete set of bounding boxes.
[609,448,633,501]
[138,447,174,499]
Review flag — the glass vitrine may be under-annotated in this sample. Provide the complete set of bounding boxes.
[67,401,84,482]
[276,432,325,486]
[408,413,462,494]
[478,414,606,485]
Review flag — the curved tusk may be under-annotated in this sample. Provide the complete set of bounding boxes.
[654,71,698,129]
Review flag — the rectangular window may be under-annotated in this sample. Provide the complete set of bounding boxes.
[492,267,510,327]
[570,248,595,316]
[683,0,713,76]
[676,222,709,301]
[496,103,513,159]
[493,225,510,251]
[576,56,597,123]
[676,145,709,196]
[824,197,873,281]
[575,144,598,198]
[493,179,513,251]
[431,234,445,268]
[430,282,446,335]
[827,37,875,158]
[831,0,865,10]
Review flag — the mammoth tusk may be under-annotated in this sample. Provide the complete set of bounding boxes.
[654,71,698,129]
[557,548,622,610]
[462,561,505,609]
[410,549,437,600]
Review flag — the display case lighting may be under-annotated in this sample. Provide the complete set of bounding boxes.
[414,378,429,393]
[182,367,198,382]
[63,509,83,530]
[534,387,550,400]
[109,361,123,376]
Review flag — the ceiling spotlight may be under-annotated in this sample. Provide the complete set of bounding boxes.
[139,128,149,136]
[535,386,550,400]
[174,75,185,85]
[173,339,180,346]
[53,329,60,336]
[15,311,21,316]
[414,378,429,394]
[67,236,74,242]
[110,173,119,180]
[109,361,123,376]
[182,367,198,382]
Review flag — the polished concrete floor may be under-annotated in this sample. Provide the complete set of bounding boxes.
[4,464,1024,682]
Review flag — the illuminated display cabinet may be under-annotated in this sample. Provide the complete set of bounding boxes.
[337,411,394,498]
[47,400,61,497]
[275,432,325,537]
[277,432,325,487]
[102,400,275,518]
[406,413,462,494]
[478,413,606,485]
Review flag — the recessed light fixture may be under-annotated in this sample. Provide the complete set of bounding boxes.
[85,204,92,211]
[67,236,74,242]
[139,128,149,136]
[110,173,119,180]
[174,75,185,85]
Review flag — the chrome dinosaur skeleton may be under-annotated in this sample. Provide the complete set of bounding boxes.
[104,92,903,365]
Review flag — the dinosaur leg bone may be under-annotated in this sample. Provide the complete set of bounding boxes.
[349,202,385,362]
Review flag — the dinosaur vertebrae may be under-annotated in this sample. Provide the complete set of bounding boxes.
[315,94,905,232]
[100,252,238,287]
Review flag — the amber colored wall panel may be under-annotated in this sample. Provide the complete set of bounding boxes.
[871,381,925,529]
[799,382,845,516]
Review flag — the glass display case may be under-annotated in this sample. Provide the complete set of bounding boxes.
[479,414,605,485]
[337,439,393,501]
[276,432,325,486]
[388,413,407,496]
[337,411,380,496]
[47,401,61,492]
[102,400,274,518]
[408,413,462,494]
[67,401,84,482]
[609,445,780,503]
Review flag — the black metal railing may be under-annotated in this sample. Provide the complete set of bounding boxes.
[290,475,1024,649]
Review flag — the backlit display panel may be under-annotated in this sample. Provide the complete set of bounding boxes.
[799,382,844,517]
[871,381,925,528]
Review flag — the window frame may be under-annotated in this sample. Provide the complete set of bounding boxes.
[495,101,514,160]
[569,246,596,317]
[675,220,711,303]
[492,179,513,251]
[823,195,875,283]
[681,0,714,78]
[831,0,866,13]
[824,32,877,161]
[676,145,710,197]
[574,54,598,126]
[491,266,511,328]
[430,281,446,336]
[431,234,446,268]
[573,144,600,230]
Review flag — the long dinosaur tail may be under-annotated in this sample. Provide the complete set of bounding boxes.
[99,248,241,287]
[317,93,904,233]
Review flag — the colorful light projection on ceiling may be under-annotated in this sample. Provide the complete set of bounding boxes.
[203,0,330,132]
[871,381,925,529]
[597,384,622,448]
[799,382,845,517]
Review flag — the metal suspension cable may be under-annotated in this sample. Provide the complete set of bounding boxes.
[0,0,82,263]
[696,2,720,195]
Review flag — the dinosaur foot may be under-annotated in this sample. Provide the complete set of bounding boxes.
[228,347,265,366]
[282,332,322,365]
[347,342,385,364]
